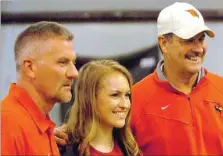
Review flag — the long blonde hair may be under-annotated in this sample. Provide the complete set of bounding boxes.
[66,60,141,156]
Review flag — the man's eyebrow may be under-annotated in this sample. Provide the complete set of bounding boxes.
[196,33,206,39]
[58,57,69,61]
[200,34,206,38]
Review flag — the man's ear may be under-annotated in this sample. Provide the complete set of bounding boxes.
[158,35,168,54]
[22,57,37,79]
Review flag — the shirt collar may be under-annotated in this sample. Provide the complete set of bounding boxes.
[9,83,56,133]
[156,60,205,88]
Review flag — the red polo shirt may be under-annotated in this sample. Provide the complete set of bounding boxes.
[90,141,123,156]
[131,69,223,155]
[1,83,60,155]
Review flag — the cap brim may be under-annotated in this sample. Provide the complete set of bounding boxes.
[174,25,215,39]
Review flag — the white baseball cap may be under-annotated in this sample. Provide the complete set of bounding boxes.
[157,2,215,39]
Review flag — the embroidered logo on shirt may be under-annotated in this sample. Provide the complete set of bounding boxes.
[215,105,223,114]
[186,9,199,18]
[203,100,223,115]
[161,104,171,110]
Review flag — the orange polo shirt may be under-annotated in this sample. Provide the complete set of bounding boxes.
[131,69,223,155]
[1,83,60,155]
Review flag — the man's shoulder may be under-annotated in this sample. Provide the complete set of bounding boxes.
[131,73,158,120]
[133,72,156,91]
[1,109,26,126]
[207,72,223,81]
[206,72,223,87]
[1,95,23,113]
[1,97,29,125]
[202,72,223,95]
[1,110,25,136]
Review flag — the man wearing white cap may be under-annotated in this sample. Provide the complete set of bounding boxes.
[53,2,223,155]
[131,2,223,155]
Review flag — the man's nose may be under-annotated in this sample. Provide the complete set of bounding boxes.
[192,40,204,53]
[66,63,78,79]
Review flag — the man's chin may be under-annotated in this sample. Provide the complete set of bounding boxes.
[57,94,72,103]
[187,68,201,75]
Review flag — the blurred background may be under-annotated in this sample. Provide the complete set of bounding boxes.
[1,0,223,125]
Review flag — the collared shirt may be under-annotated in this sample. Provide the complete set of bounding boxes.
[131,61,223,155]
[1,83,60,155]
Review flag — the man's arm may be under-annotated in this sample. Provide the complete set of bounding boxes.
[53,124,69,146]
[1,112,25,155]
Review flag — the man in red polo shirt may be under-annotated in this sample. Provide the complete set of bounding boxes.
[1,21,78,155]
[131,2,223,155]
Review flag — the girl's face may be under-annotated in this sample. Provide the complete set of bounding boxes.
[97,72,131,130]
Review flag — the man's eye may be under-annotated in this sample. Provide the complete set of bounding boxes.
[199,38,205,42]
[58,59,69,65]
[185,39,194,43]
[59,61,67,65]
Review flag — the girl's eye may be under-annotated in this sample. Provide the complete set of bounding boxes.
[126,93,131,98]
[111,93,119,97]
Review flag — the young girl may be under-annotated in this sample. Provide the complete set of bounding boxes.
[60,60,141,156]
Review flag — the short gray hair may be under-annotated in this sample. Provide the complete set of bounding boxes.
[14,21,74,72]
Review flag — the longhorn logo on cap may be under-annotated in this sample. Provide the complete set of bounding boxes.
[186,9,199,18]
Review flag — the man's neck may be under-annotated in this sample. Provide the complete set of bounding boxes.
[17,79,54,116]
[163,66,198,95]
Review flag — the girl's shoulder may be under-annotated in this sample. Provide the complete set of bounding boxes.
[59,143,79,156]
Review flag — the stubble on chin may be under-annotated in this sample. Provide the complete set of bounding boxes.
[55,91,72,103]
